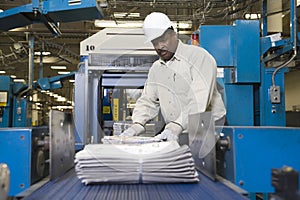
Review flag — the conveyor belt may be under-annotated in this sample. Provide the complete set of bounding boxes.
[24,169,248,200]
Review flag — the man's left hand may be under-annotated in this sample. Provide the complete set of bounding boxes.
[154,122,182,141]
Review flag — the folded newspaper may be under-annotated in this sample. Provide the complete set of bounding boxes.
[75,139,199,184]
[101,135,161,144]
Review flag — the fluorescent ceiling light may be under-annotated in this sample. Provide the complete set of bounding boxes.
[56,97,67,102]
[51,66,67,70]
[95,20,143,28]
[177,21,193,29]
[14,79,25,83]
[53,105,73,109]
[0,71,6,74]
[58,71,70,75]
[10,75,16,78]
[244,13,261,20]
[94,20,192,29]
[34,51,51,56]
[114,12,140,18]
[69,79,75,83]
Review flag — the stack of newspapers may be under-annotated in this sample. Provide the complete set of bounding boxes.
[74,138,199,184]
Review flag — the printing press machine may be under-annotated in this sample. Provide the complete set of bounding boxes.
[3,0,300,198]
[4,28,251,200]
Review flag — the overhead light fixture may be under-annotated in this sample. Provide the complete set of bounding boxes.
[52,105,73,110]
[113,12,140,18]
[69,79,75,83]
[58,71,71,75]
[56,96,67,102]
[244,13,261,20]
[94,20,192,29]
[34,51,51,56]
[0,71,6,74]
[94,20,143,28]
[51,66,67,70]
[176,21,193,29]
[10,75,16,78]
[14,79,26,83]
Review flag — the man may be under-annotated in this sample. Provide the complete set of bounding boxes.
[121,12,226,141]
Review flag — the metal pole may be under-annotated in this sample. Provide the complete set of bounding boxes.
[39,51,43,79]
[28,35,34,89]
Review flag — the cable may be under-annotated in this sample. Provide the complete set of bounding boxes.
[271,0,297,87]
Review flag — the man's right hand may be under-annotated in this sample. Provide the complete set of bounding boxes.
[120,123,145,136]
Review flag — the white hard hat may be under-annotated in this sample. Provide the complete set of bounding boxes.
[143,12,173,43]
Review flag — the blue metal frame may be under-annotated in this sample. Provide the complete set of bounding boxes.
[0,129,32,196]
[200,20,261,126]
[200,20,260,83]
[220,126,300,193]
[0,127,48,196]
[12,98,32,127]
[200,1,299,197]
[0,0,104,35]
[0,76,13,127]
[199,17,295,126]
[36,72,75,91]
[0,77,32,127]
[199,0,298,127]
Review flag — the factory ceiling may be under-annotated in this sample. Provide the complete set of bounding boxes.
[0,0,294,102]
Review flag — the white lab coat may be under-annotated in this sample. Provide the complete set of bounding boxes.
[132,40,226,130]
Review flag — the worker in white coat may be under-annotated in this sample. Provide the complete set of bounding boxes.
[121,12,226,141]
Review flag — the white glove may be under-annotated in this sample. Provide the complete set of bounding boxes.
[154,122,182,141]
[120,123,145,136]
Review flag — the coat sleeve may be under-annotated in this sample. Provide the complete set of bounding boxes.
[131,69,160,126]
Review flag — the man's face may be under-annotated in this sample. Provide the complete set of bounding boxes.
[151,29,178,61]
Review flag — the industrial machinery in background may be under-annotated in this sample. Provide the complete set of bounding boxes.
[0,73,77,196]
[0,0,299,199]
[199,0,300,199]
[0,0,104,197]
[0,0,106,36]
[0,127,49,196]
[0,76,32,127]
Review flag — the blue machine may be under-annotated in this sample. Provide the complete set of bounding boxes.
[0,127,49,196]
[200,20,287,126]
[219,127,300,193]
[200,20,260,126]
[0,73,75,197]
[199,0,300,199]
[0,76,32,127]
[0,0,104,36]
[0,0,105,198]
[0,76,13,127]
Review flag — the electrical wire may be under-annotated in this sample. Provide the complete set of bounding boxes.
[271,0,297,87]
